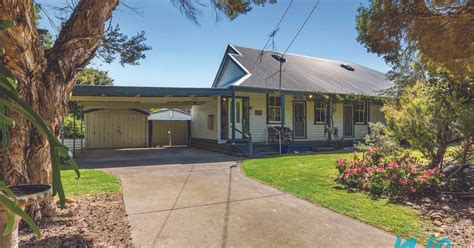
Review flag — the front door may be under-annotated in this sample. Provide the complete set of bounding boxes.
[228,98,244,139]
[293,101,306,138]
[343,105,353,137]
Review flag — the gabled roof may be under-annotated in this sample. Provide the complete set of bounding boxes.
[149,109,191,121]
[215,44,393,96]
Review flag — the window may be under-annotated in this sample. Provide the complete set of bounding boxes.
[314,100,327,124]
[207,115,214,130]
[354,103,366,124]
[267,95,281,123]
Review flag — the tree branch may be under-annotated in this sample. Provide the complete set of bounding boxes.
[46,0,119,92]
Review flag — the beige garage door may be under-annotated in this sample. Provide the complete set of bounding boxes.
[85,110,147,149]
[151,120,188,146]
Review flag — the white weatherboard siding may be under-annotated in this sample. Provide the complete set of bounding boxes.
[217,93,381,143]
[85,110,147,149]
[191,98,218,140]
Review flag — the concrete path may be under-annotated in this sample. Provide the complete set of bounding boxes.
[77,148,396,247]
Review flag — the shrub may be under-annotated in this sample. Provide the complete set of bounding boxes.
[336,147,444,197]
[63,115,85,138]
[356,122,401,157]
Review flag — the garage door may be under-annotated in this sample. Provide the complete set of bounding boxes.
[151,120,188,146]
[85,110,147,149]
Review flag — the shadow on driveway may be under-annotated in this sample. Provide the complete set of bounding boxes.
[75,147,241,169]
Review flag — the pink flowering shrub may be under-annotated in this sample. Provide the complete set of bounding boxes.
[335,148,444,197]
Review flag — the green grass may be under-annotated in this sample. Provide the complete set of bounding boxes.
[242,152,432,240]
[61,168,121,197]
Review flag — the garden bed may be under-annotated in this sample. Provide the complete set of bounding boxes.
[410,195,472,247]
[19,193,132,247]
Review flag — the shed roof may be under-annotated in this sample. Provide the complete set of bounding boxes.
[223,45,393,96]
[149,109,191,121]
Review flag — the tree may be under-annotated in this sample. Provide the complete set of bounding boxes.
[356,0,474,77]
[383,71,473,169]
[76,68,114,86]
[0,0,276,215]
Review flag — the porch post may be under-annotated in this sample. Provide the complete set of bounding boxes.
[231,88,236,141]
[367,102,371,134]
[280,94,285,128]
[327,96,333,141]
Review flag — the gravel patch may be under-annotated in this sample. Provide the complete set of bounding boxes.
[19,193,133,247]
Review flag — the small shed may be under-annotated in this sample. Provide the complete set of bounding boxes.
[148,109,191,147]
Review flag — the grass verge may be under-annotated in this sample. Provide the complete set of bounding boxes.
[61,168,121,197]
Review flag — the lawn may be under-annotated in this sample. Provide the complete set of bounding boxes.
[61,168,121,197]
[242,152,432,240]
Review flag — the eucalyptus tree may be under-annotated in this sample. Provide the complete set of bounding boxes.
[0,0,276,215]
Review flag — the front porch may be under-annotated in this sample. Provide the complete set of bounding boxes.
[203,88,385,157]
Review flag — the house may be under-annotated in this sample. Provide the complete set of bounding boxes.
[70,44,392,156]
[190,45,391,154]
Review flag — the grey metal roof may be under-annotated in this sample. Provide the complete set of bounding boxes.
[227,45,393,96]
[72,85,233,97]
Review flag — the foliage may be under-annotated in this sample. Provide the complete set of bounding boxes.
[336,148,444,197]
[34,3,53,49]
[61,168,120,197]
[173,0,277,24]
[356,0,473,77]
[243,153,430,240]
[383,72,473,168]
[63,115,84,138]
[357,122,401,157]
[0,20,79,237]
[75,68,114,86]
[97,25,151,66]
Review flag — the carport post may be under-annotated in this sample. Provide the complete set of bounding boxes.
[80,106,83,153]
[231,89,236,141]
[73,105,76,157]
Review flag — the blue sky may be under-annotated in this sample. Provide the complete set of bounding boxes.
[39,0,390,87]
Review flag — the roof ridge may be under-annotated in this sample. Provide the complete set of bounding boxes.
[230,44,383,72]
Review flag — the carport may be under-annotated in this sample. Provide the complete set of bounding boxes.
[70,85,231,149]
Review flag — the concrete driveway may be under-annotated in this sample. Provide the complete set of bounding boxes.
[77,147,395,247]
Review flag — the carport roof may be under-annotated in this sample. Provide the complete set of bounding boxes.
[72,85,233,97]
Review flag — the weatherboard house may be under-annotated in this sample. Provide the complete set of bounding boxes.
[71,44,392,156]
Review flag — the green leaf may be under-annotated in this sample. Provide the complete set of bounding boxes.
[55,145,70,157]
[0,114,15,126]
[0,181,15,199]
[0,20,15,32]
[65,157,81,179]
[3,210,14,236]
[0,63,17,91]
[0,194,41,238]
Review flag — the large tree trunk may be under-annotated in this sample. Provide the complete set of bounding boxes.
[0,0,119,216]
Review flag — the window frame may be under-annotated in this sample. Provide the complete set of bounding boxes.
[354,102,366,124]
[267,94,282,124]
[314,100,327,125]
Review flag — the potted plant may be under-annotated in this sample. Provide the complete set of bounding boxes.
[0,20,80,247]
